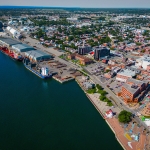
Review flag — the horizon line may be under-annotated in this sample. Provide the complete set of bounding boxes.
[0,5,150,9]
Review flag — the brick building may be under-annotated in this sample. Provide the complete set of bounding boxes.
[68,53,93,65]
[118,78,148,103]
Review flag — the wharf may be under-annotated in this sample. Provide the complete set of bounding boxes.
[40,60,82,83]
[52,75,74,83]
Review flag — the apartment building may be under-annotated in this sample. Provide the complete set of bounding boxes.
[118,78,148,103]
[94,46,110,61]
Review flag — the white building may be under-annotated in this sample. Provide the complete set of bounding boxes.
[10,28,18,36]
[76,23,91,28]
[7,26,20,37]
[116,69,136,82]
[67,17,78,21]
[6,26,11,31]
[136,56,150,70]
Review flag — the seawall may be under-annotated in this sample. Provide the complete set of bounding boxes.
[75,78,126,150]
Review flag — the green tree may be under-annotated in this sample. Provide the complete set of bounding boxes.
[98,90,107,96]
[118,110,132,123]
[96,84,103,90]
[87,88,96,94]
[68,36,74,41]
[99,95,106,101]
[136,42,142,46]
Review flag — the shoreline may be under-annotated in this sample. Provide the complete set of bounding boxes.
[105,119,126,150]
[75,78,126,150]
[75,78,105,118]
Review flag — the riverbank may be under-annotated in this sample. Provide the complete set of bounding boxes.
[75,76,147,150]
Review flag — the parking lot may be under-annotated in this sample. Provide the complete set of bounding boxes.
[84,62,110,83]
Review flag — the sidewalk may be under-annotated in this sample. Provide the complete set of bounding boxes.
[106,118,146,150]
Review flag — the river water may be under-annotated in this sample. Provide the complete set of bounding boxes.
[0,52,122,150]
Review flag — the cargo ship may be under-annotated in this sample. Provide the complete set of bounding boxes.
[23,58,52,79]
[0,46,23,61]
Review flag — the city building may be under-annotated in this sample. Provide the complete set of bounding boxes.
[136,56,150,70]
[116,69,137,82]
[117,78,148,103]
[83,82,95,89]
[0,22,3,32]
[104,73,113,79]
[105,109,113,118]
[94,46,110,61]
[9,28,18,37]
[78,44,92,55]
[0,37,21,47]
[67,53,76,59]
[140,102,150,117]
[12,44,35,53]
[24,50,51,62]
[0,22,3,28]
[75,54,93,65]
[68,53,93,65]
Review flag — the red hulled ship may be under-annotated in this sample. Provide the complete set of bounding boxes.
[0,46,23,61]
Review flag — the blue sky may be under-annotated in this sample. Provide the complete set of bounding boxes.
[0,0,150,8]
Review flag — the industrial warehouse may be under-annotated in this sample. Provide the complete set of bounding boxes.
[12,43,35,53]
[0,37,22,47]
[0,37,53,79]
[24,49,52,61]
[0,37,51,61]
[0,37,77,82]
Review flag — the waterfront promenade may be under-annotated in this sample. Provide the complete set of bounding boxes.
[106,118,146,150]
[75,76,147,150]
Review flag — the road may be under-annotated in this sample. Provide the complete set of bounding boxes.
[90,75,150,131]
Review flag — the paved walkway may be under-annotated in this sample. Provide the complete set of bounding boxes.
[106,118,146,150]
[88,93,120,115]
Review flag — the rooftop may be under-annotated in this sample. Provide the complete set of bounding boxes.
[136,56,150,62]
[123,78,147,94]
[25,49,51,58]
[0,37,21,46]
[117,69,136,77]
[12,43,35,50]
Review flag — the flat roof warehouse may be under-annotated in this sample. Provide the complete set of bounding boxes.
[25,50,52,61]
[0,37,21,47]
[12,44,35,52]
[0,37,51,61]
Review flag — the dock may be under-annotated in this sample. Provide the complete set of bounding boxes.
[52,75,74,83]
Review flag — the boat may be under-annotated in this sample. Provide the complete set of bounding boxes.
[0,46,23,61]
[23,58,52,79]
